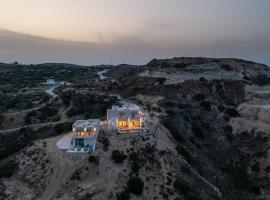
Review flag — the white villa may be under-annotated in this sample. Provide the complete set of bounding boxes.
[107,104,147,133]
[71,119,100,152]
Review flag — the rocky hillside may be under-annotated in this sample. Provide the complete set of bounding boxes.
[1,57,270,200]
[101,57,270,199]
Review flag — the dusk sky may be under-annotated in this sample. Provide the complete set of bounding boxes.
[0,0,270,65]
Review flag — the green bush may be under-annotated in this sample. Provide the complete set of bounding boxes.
[225,108,239,117]
[111,150,127,163]
[67,93,117,118]
[117,189,130,200]
[192,93,205,101]
[176,145,193,163]
[173,179,191,197]
[128,152,142,174]
[174,63,188,68]
[162,119,183,142]
[0,114,4,127]
[199,101,211,111]
[250,162,260,172]
[0,160,18,178]
[221,64,233,71]
[174,180,201,200]
[101,137,110,151]
[217,105,225,112]
[54,122,72,133]
[88,155,100,165]
[199,77,206,81]
[192,123,205,139]
[224,125,233,141]
[0,128,33,160]
[157,77,166,85]
[127,177,144,195]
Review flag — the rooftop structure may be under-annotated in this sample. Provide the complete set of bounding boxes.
[107,104,147,133]
[71,119,100,153]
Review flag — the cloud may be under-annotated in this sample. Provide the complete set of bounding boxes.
[0,29,269,66]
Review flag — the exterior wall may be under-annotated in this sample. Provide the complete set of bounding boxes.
[107,109,118,131]
[71,121,100,152]
[107,106,145,133]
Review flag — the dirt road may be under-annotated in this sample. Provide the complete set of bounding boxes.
[0,119,72,134]
[38,135,76,200]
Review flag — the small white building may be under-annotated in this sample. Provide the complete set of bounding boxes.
[72,119,100,152]
[107,104,146,133]
[46,78,56,85]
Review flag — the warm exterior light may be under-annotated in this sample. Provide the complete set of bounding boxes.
[117,120,140,129]
[94,127,97,132]
[129,120,139,128]
[84,127,87,132]
[118,121,127,128]
[72,128,76,132]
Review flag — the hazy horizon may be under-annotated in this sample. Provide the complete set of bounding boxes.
[0,0,270,65]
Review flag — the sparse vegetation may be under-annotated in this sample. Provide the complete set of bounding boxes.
[157,77,166,85]
[192,123,205,139]
[127,177,144,195]
[88,155,100,165]
[221,64,233,71]
[192,93,205,101]
[111,150,127,163]
[162,119,183,142]
[117,189,130,200]
[251,74,270,86]
[225,107,240,117]
[128,152,143,174]
[66,93,117,119]
[0,122,72,160]
[224,125,233,141]
[0,58,268,200]
[24,104,59,124]
[53,122,72,133]
[0,160,18,178]
[101,137,110,151]
[0,114,4,127]
[174,180,199,200]
[0,92,48,112]
[174,63,189,68]
[199,101,211,111]
[176,145,193,163]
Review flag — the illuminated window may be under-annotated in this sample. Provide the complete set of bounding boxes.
[72,128,76,132]
[129,120,139,128]
[84,127,87,132]
[118,121,127,128]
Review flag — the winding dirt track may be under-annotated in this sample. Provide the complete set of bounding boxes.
[38,135,75,200]
[4,84,59,117]
[0,84,71,134]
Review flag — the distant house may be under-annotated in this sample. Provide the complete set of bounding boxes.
[46,78,56,85]
[107,104,147,134]
[72,119,100,152]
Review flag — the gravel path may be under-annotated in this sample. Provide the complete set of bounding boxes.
[38,135,75,200]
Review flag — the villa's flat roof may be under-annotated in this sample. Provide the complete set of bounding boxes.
[73,119,100,129]
[111,104,140,112]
